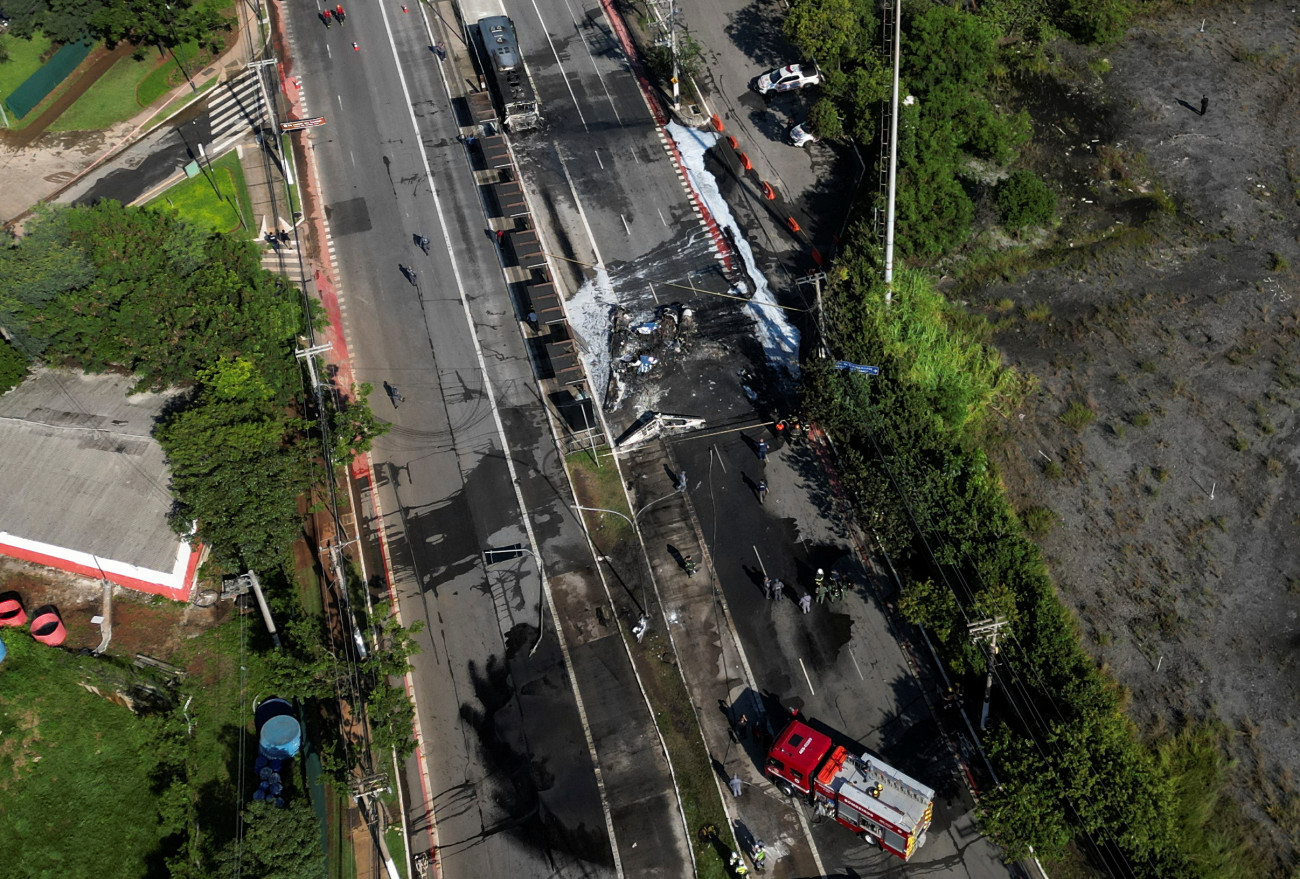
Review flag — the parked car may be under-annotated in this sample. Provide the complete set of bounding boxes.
[788,121,818,147]
[754,63,821,96]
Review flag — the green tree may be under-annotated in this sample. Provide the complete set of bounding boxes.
[1058,0,1132,44]
[996,170,1056,231]
[157,357,312,573]
[904,5,998,93]
[806,97,843,140]
[330,382,389,465]
[88,0,231,49]
[784,0,861,70]
[214,800,324,879]
[0,337,31,395]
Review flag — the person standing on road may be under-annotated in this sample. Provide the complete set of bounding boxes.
[773,579,784,602]
[1200,94,1209,116]
[799,592,812,614]
[322,8,332,26]
[757,439,768,462]
[677,469,688,493]
[756,479,768,503]
[335,4,345,22]
[729,774,743,797]
[683,554,697,577]
[419,235,430,254]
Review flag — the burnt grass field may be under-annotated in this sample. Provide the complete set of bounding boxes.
[942,2,1300,868]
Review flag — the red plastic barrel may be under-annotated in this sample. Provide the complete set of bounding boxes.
[0,595,26,627]
[30,609,66,646]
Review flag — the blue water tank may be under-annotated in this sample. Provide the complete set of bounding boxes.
[254,697,294,733]
[259,714,302,759]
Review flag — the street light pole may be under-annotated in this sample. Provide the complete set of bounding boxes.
[574,491,677,622]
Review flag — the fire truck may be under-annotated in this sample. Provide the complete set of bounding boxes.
[765,712,935,861]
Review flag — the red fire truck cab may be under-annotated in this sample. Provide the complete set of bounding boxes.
[765,715,935,861]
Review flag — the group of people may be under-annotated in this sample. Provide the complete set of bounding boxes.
[320,4,346,26]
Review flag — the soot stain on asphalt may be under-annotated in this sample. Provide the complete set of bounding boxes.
[458,647,615,868]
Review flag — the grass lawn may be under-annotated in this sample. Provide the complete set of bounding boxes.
[0,32,54,102]
[566,450,634,544]
[0,634,166,878]
[148,149,254,235]
[50,51,162,131]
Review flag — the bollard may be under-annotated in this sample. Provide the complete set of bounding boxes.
[761,181,775,200]
[740,153,752,171]
[727,135,738,150]
[787,217,801,233]
[711,113,724,132]
[811,247,824,266]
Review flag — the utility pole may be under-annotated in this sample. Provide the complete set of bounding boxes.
[882,0,902,300]
[968,616,1009,730]
[669,0,680,111]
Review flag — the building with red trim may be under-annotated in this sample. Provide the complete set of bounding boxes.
[0,367,201,601]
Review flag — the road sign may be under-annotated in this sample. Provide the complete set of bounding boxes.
[834,360,880,376]
[280,116,326,132]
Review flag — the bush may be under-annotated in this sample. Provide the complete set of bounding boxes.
[996,170,1056,231]
[0,336,29,394]
[807,97,843,140]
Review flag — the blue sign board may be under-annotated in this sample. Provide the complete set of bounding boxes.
[834,360,880,376]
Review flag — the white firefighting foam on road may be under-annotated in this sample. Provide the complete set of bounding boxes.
[666,122,801,378]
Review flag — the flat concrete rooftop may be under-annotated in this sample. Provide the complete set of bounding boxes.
[0,367,190,592]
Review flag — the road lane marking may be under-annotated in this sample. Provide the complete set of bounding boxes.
[595,148,604,169]
[848,647,865,681]
[379,5,622,875]
[620,214,631,235]
[525,0,589,131]
[556,0,624,125]
[629,145,640,163]
[657,208,667,226]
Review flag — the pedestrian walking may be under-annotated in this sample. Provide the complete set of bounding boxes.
[763,577,774,600]
[1200,94,1208,116]
[737,713,749,739]
[683,554,697,577]
[278,229,290,243]
[729,774,743,798]
[335,4,346,22]
[799,593,811,614]
[389,386,404,406]
[756,479,767,503]
[419,235,430,254]
[773,578,784,602]
[496,228,506,244]
[322,8,332,27]
[730,851,749,875]
[677,470,688,493]
[757,439,768,462]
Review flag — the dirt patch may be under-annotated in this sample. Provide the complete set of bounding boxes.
[961,3,1300,869]
[0,558,228,663]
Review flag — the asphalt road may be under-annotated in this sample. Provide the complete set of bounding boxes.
[482,0,728,315]
[284,4,617,877]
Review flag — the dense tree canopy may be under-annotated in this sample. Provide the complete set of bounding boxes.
[0,202,373,575]
[3,0,230,48]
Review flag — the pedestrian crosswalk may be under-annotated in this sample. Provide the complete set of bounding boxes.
[207,70,268,142]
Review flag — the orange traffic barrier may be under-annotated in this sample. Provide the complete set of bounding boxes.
[727,135,738,150]
[811,248,824,266]
[711,114,724,132]
[740,153,752,171]
[787,217,801,233]
[761,181,775,200]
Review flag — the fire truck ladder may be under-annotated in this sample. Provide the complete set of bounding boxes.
[875,0,898,238]
[854,754,929,804]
